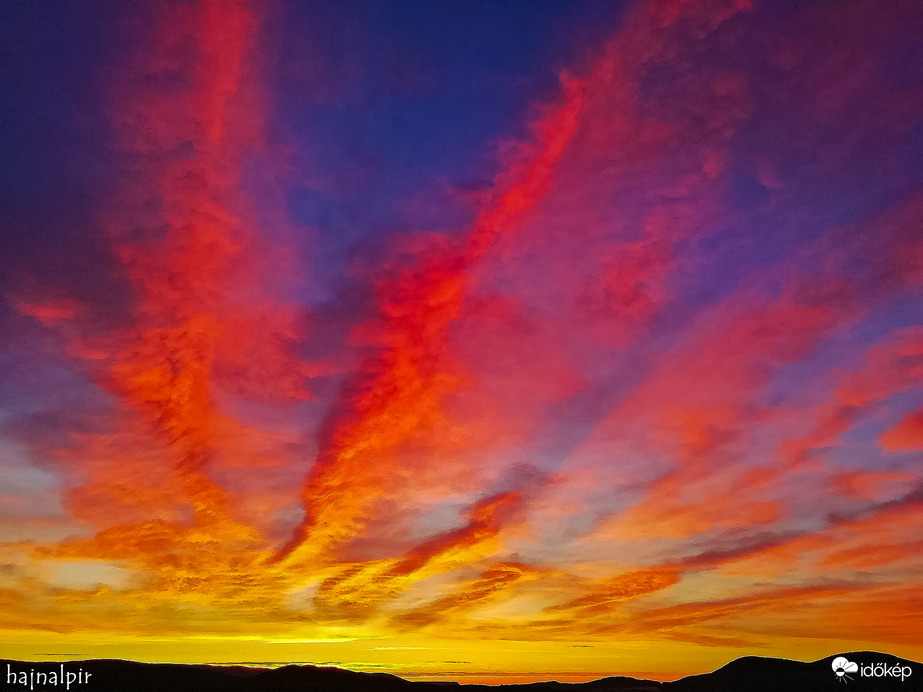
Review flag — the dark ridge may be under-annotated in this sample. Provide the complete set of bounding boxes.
[0,652,918,691]
[664,652,919,692]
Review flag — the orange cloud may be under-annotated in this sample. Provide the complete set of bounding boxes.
[393,562,540,629]
[547,568,681,615]
[274,78,586,566]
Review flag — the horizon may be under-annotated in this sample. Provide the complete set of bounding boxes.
[0,0,921,683]
[1,651,920,686]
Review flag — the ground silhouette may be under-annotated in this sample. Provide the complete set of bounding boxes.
[2,652,917,691]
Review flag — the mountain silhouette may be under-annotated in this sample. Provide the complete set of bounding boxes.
[2,652,917,691]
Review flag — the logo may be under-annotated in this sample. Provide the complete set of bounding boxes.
[831,656,913,684]
[832,657,858,683]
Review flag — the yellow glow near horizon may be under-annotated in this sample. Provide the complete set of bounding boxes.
[4,631,921,684]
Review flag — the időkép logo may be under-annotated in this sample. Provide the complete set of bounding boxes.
[832,656,913,684]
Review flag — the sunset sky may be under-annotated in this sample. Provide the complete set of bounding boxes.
[0,0,921,683]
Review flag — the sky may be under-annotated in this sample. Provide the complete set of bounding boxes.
[0,0,921,683]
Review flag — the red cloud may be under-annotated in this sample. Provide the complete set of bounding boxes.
[880,409,923,452]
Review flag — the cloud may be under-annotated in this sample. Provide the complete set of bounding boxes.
[545,568,681,616]
[779,326,923,468]
[272,74,586,566]
[880,409,923,451]
[392,562,540,629]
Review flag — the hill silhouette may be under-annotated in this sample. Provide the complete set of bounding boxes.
[2,652,917,691]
